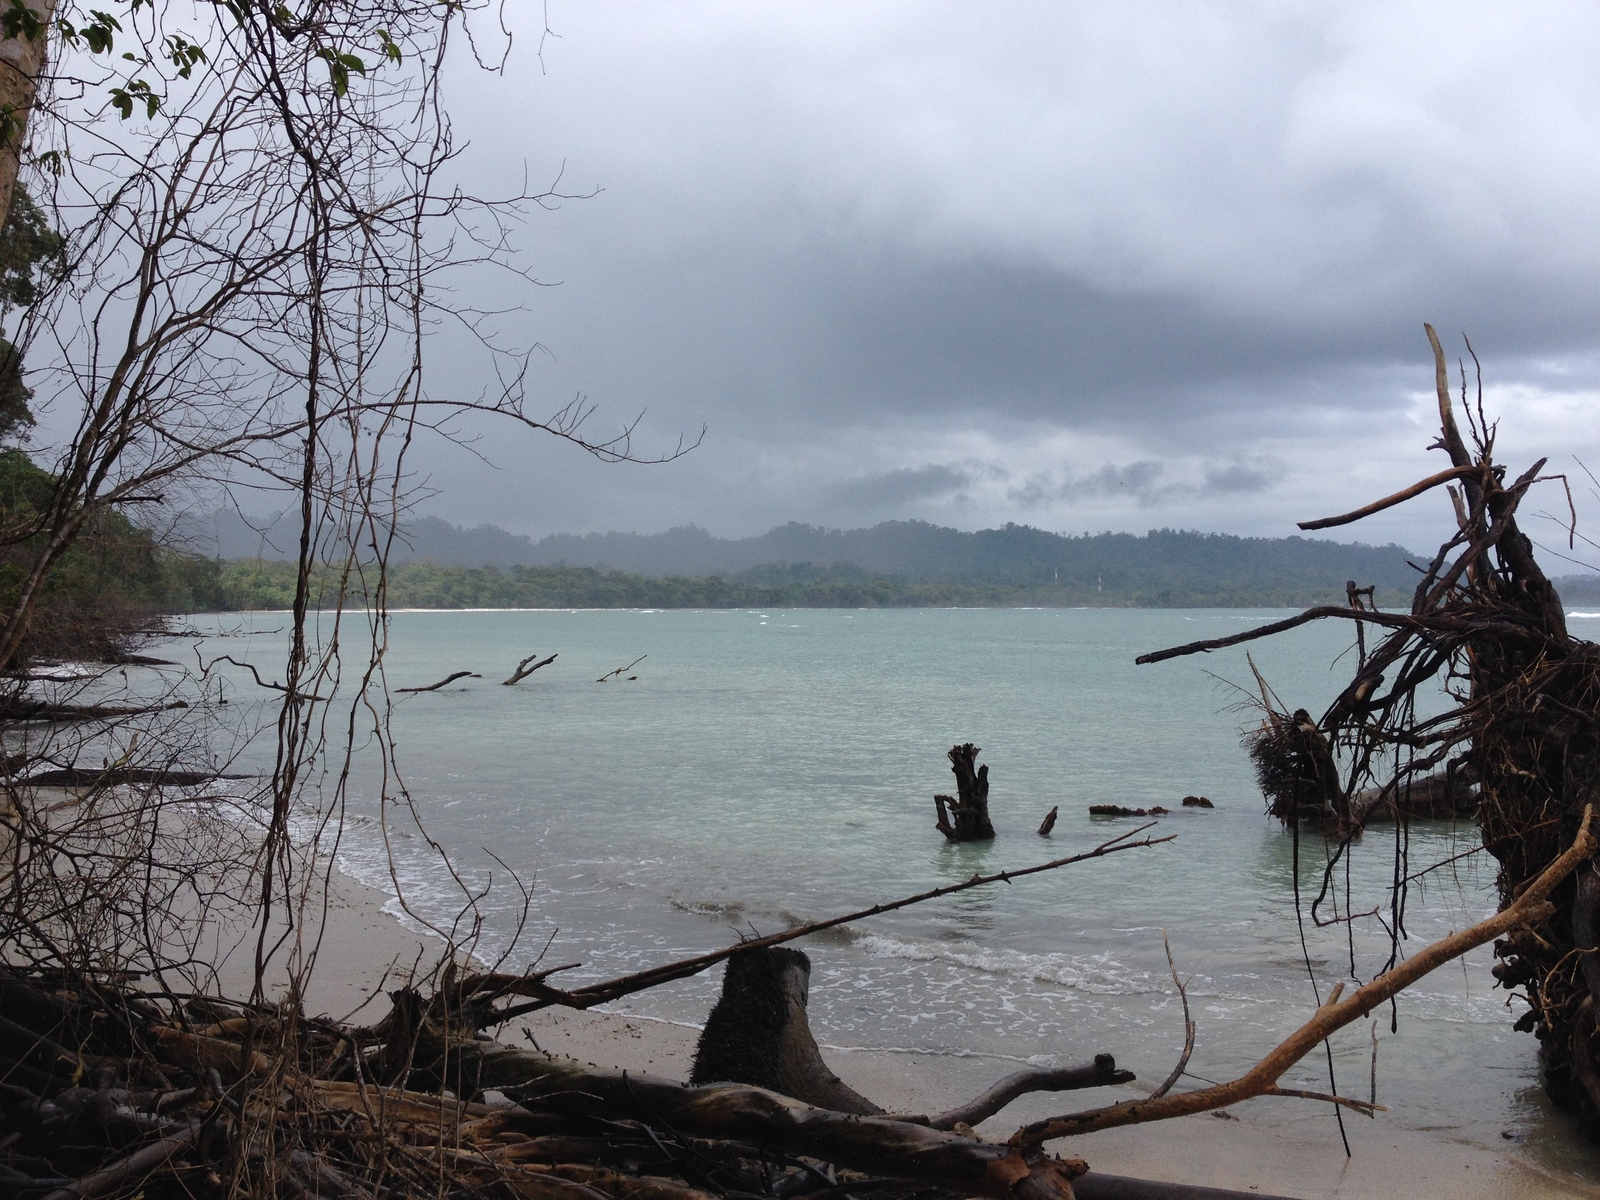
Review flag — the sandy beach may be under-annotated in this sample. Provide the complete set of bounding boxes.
[220,860,1600,1200]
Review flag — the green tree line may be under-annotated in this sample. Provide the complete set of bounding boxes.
[212,556,1413,612]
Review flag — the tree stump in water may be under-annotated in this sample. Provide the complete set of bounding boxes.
[690,946,882,1115]
[934,742,995,841]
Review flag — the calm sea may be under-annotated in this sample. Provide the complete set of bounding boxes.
[178,606,1600,1176]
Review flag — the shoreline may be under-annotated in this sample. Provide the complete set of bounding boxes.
[287,859,1600,1200]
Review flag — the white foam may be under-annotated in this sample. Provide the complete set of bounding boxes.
[857,933,1152,996]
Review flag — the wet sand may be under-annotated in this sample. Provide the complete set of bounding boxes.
[247,864,1600,1200]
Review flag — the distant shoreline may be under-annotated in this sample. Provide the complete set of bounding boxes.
[204,558,1425,612]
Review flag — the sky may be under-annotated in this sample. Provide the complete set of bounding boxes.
[408,1,1600,561]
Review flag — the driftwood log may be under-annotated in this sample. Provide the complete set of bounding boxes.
[397,670,481,693]
[689,946,1134,1125]
[935,742,995,840]
[504,652,557,685]
[1,811,1592,1200]
[690,946,882,1114]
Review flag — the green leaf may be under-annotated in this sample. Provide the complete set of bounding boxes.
[107,78,160,121]
[2,0,43,42]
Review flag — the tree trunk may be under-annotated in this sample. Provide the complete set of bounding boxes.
[688,946,1132,1129]
[690,945,881,1115]
[936,742,995,841]
[0,0,54,229]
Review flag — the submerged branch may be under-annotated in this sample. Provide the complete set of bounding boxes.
[459,825,1176,1014]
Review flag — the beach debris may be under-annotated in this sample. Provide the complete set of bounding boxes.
[1180,796,1214,808]
[1038,804,1059,835]
[1089,804,1169,817]
[2,809,1587,1200]
[597,653,646,682]
[503,650,557,685]
[934,742,995,840]
[396,669,481,693]
[442,824,1174,1016]
[1014,806,1593,1144]
[1139,325,1600,1128]
[691,944,886,1114]
[690,944,1132,1122]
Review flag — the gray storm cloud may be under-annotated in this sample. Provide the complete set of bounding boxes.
[404,1,1600,550]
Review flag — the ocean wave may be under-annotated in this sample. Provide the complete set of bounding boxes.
[856,933,1154,996]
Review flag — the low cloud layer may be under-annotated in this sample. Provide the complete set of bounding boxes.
[396,2,1600,557]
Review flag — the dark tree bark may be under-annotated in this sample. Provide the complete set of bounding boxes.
[935,743,995,841]
[688,947,1132,1129]
[690,946,882,1115]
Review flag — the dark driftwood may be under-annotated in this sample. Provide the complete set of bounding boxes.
[596,655,646,682]
[935,742,995,841]
[1347,767,1476,824]
[691,946,881,1115]
[689,946,1135,1125]
[503,652,557,685]
[472,1047,1091,1200]
[1038,805,1058,836]
[926,1054,1133,1130]
[397,670,480,693]
[22,767,249,787]
[38,1121,202,1200]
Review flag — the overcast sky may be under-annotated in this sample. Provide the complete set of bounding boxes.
[407,2,1600,561]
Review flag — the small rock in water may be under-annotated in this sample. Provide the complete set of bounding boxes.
[1181,795,1215,809]
[1088,804,1168,817]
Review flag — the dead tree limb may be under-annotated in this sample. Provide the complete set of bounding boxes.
[1009,806,1595,1146]
[1148,933,1194,1102]
[926,1056,1133,1130]
[503,653,557,685]
[38,1120,203,1200]
[451,824,1174,1017]
[488,1053,1091,1200]
[397,671,481,693]
[1297,464,1487,531]
[596,655,646,683]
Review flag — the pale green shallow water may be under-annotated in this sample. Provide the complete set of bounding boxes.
[179,606,1600,1178]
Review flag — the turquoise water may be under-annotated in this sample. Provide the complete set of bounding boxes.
[181,606,1600,1171]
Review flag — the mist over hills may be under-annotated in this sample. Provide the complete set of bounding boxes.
[198,509,1433,600]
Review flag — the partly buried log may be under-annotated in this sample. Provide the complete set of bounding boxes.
[690,945,881,1114]
[1347,765,1476,824]
[690,946,1132,1128]
[935,742,996,840]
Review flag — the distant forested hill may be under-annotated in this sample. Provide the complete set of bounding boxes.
[198,514,1435,609]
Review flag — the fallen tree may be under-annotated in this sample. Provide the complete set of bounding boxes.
[1,808,1589,1200]
[1139,324,1600,1124]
